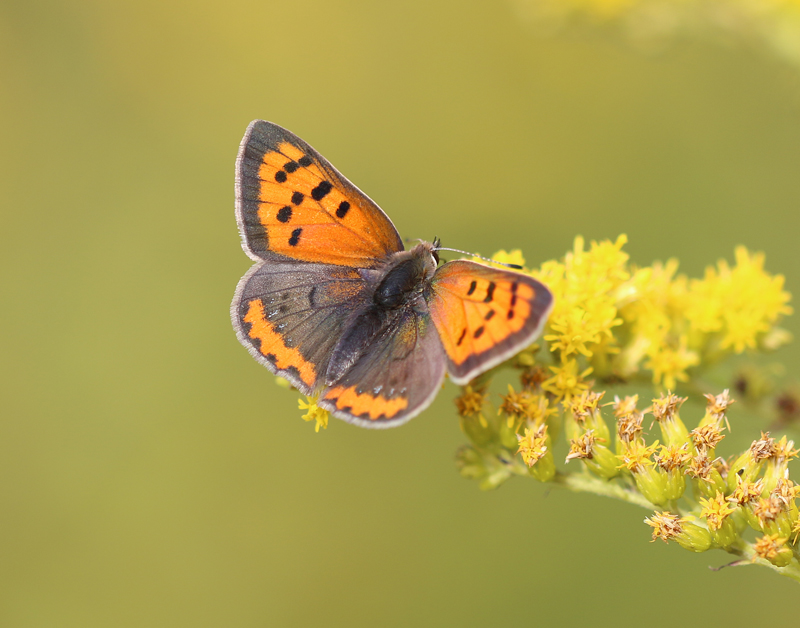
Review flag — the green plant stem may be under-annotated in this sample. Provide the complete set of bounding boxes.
[551,471,655,509]
[547,471,800,583]
[729,542,800,583]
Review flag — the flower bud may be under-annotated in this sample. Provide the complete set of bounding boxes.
[644,512,712,552]
[650,392,690,448]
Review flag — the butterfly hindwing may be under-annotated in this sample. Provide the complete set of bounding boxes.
[232,261,371,394]
[426,261,554,384]
[236,120,404,267]
[318,305,446,428]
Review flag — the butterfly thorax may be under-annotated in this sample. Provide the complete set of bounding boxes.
[323,243,437,386]
[373,242,437,310]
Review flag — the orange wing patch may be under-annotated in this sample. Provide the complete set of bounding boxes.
[236,121,403,267]
[433,276,536,367]
[242,298,317,389]
[427,261,553,383]
[322,385,409,421]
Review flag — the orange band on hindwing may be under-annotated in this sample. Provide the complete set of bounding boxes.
[323,385,409,421]
[243,298,316,388]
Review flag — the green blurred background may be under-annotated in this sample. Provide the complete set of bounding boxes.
[2,1,800,625]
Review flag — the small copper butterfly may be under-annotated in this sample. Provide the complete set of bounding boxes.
[232,120,554,428]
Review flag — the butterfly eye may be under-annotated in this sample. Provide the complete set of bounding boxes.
[432,249,440,265]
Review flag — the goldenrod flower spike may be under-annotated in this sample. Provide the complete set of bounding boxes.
[450,237,800,583]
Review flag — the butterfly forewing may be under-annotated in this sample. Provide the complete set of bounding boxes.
[236,120,404,267]
[232,262,371,394]
[426,261,554,384]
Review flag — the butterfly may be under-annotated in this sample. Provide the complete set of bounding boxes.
[232,120,554,428]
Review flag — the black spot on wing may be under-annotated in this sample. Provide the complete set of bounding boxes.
[284,160,299,173]
[274,170,287,183]
[508,282,519,318]
[291,191,304,205]
[456,328,467,346]
[298,155,312,168]
[484,309,495,321]
[336,201,350,219]
[311,180,333,201]
[277,206,292,223]
[467,281,477,296]
[473,326,485,339]
[484,282,496,303]
[289,228,302,246]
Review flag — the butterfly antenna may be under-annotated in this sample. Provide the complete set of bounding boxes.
[432,245,523,270]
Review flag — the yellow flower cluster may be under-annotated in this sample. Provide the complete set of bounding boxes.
[298,396,329,432]
[512,0,800,68]
[687,247,793,353]
[528,235,791,396]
